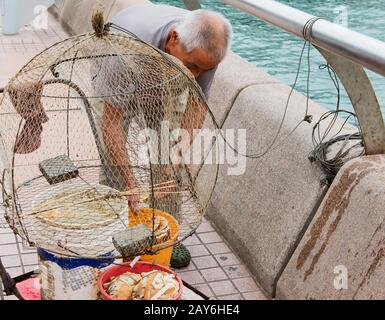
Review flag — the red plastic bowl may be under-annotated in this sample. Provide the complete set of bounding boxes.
[16,278,41,300]
[98,261,183,300]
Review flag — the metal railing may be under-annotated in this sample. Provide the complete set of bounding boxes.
[222,0,385,77]
[215,0,385,155]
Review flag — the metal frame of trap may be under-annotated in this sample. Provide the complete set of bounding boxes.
[0,22,217,299]
[0,75,210,299]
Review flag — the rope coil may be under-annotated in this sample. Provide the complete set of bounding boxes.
[302,17,322,42]
[309,64,364,182]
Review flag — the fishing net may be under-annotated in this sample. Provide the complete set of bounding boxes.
[0,10,218,260]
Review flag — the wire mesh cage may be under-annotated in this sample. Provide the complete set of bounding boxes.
[0,10,219,262]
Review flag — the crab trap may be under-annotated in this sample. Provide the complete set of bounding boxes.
[0,9,219,300]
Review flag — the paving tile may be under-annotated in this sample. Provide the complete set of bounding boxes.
[193,255,219,269]
[193,283,214,298]
[186,245,209,257]
[209,280,238,296]
[224,265,250,279]
[196,222,214,233]
[200,267,228,282]
[0,233,17,244]
[242,291,268,300]
[24,265,39,273]
[179,271,205,285]
[0,255,21,268]
[217,294,244,300]
[18,238,37,253]
[206,242,232,255]
[182,234,201,246]
[21,253,38,266]
[5,267,23,278]
[172,261,196,273]
[0,244,19,256]
[214,253,240,267]
[232,278,259,293]
[197,232,222,244]
[0,227,13,235]
[19,243,37,254]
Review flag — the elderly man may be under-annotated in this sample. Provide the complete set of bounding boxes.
[111,4,231,97]
[98,4,232,266]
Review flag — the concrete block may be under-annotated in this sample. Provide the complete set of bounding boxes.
[57,0,152,35]
[192,53,278,209]
[58,0,113,35]
[108,0,152,19]
[52,0,65,15]
[276,155,385,300]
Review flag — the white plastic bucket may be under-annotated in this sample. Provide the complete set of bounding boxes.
[27,181,128,300]
[38,248,114,300]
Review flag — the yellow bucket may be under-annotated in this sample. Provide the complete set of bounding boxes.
[128,208,179,267]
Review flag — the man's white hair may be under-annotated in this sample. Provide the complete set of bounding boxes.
[175,9,232,61]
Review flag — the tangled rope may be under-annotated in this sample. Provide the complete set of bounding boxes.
[309,64,364,182]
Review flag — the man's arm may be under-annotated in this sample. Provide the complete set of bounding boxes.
[180,95,207,144]
[101,102,139,213]
[180,68,216,143]
[181,67,218,144]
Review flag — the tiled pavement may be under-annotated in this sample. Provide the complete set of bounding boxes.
[0,223,39,300]
[172,218,267,300]
[0,12,267,301]
[0,217,267,300]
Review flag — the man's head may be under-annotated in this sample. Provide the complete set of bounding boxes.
[165,9,232,78]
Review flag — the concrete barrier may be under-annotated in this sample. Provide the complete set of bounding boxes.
[50,0,152,35]
[202,81,343,296]
[276,155,385,300]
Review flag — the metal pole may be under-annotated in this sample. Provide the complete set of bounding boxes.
[222,0,385,78]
